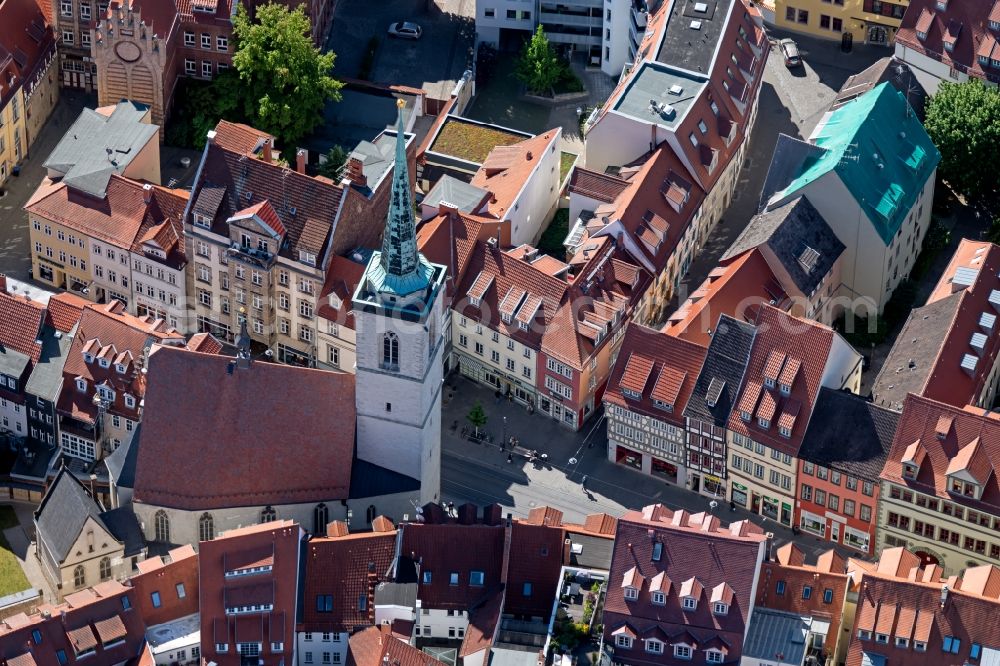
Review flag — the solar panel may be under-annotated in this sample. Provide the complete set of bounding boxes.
[953,266,979,287]
[981,312,996,331]
[962,354,978,373]
[798,246,820,273]
[705,377,725,408]
[990,290,1000,308]
[971,332,988,350]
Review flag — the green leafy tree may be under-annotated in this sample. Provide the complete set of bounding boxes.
[515,26,562,95]
[232,4,342,145]
[466,402,488,437]
[924,79,1000,198]
[318,145,348,179]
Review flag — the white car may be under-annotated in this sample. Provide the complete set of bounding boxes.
[388,21,422,39]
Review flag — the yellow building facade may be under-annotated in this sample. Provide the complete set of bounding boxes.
[27,214,94,294]
[775,0,909,47]
[0,88,26,187]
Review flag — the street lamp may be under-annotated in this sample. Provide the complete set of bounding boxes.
[502,416,507,450]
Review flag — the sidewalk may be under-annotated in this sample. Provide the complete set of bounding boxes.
[3,503,57,604]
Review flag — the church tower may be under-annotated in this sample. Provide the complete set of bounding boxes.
[352,100,447,504]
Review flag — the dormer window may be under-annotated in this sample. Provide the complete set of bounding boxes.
[903,463,918,480]
[645,639,663,654]
[623,586,639,601]
[944,39,955,52]
[713,602,729,615]
[706,649,724,663]
[84,352,94,364]
[917,29,928,40]
[616,635,633,649]
[875,633,890,645]
[98,358,110,369]
[193,213,212,229]
[858,630,872,641]
[654,400,673,412]
[124,395,136,409]
[98,386,115,402]
[76,378,87,392]
[652,591,666,605]
[674,645,693,660]
[758,417,770,429]
[115,363,127,374]
[936,0,947,10]
[622,388,641,400]
[990,20,1000,31]
[951,478,979,498]
[652,542,663,561]
[682,597,697,610]
[779,383,791,395]
[299,250,317,266]
[740,410,751,422]
[764,377,775,389]
[518,320,529,331]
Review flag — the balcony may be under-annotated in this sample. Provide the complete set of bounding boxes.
[539,11,602,28]
[227,243,276,269]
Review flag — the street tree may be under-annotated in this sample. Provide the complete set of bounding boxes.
[924,79,1000,198]
[515,26,562,95]
[317,145,348,180]
[232,4,342,146]
[466,402,488,438]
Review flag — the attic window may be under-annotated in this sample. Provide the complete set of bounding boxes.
[299,251,317,266]
[623,388,641,400]
[903,463,918,479]
[76,378,87,392]
[779,426,791,438]
[115,363,127,374]
[98,358,110,369]
[623,586,639,601]
[651,542,663,561]
[652,591,666,605]
[83,353,94,364]
[740,410,751,422]
[712,602,729,615]
[681,597,697,610]
[758,417,770,429]
[654,400,673,412]
[779,383,791,396]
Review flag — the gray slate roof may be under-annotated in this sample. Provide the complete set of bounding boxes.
[758,134,827,212]
[43,101,158,198]
[24,327,72,403]
[98,507,145,556]
[683,315,756,425]
[105,425,139,489]
[34,467,113,564]
[871,291,962,413]
[0,346,30,384]
[834,57,928,122]
[799,387,900,479]
[723,196,845,297]
[743,608,811,664]
[422,175,489,214]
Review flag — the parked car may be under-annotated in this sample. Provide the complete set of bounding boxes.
[779,38,802,67]
[388,21,422,39]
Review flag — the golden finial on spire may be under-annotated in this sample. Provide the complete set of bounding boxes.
[396,98,406,109]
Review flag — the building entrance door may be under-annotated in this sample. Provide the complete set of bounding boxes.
[831,521,840,543]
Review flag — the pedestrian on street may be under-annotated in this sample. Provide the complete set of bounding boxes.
[730,500,736,512]
[507,453,513,463]
[581,475,588,489]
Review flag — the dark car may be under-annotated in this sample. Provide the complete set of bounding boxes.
[388,21,422,39]
[779,38,802,67]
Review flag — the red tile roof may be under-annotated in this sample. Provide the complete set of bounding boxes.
[0,289,45,363]
[301,530,396,632]
[568,169,630,203]
[128,545,199,627]
[45,293,88,333]
[318,255,366,331]
[846,547,1000,666]
[882,393,1000,513]
[605,323,708,428]
[348,626,447,666]
[200,521,300,666]
[470,131,560,219]
[59,302,183,425]
[727,305,839,457]
[400,523,505,610]
[506,522,566,617]
[897,0,1000,86]
[604,505,766,666]
[133,345,356,510]
[755,547,849,652]
[185,332,223,354]
[0,0,56,110]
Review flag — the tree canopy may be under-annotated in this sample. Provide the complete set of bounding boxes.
[515,26,562,95]
[232,4,342,146]
[924,79,1000,198]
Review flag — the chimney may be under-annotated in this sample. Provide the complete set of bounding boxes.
[206,129,217,145]
[262,138,273,163]
[500,513,514,586]
[941,584,949,607]
[142,183,153,204]
[345,156,367,187]
[296,148,307,174]
[765,532,775,561]
[0,273,7,294]
[563,537,572,564]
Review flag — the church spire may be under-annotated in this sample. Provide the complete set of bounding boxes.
[379,99,419,282]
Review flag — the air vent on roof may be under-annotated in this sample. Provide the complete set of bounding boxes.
[690,20,702,29]
[290,206,297,217]
[798,246,820,274]
[971,332,988,353]
[669,84,684,95]
[981,312,996,332]
[961,353,978,374]
[245,191,253,202]
[990,290,1000,311]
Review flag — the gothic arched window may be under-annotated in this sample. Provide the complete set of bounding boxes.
[261,506,277,523]
[74,565,86,588]
[382,332,399,370]
[199,513,214,542]
[99,557,112,581]
[154,510,170,543]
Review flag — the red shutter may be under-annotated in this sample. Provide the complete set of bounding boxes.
[863,0,873,11]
